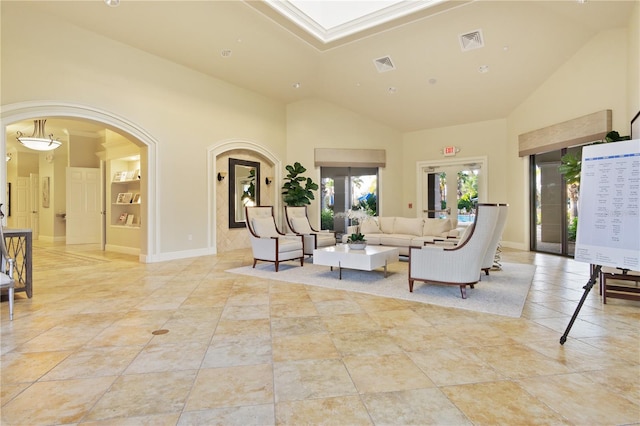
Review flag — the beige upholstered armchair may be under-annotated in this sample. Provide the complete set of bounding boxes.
[1,227,15,320]
[408,204,501,298]
[245,206,304,272]
[284,206,336,256]
[481,203,509,275]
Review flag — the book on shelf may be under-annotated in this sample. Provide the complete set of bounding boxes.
[126,214,135,226]
[118,212,128,224]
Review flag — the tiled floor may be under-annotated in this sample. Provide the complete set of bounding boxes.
[1,242,639,425]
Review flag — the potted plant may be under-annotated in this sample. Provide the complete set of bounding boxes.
[559,131,630,184]
[282,162,319,206]
[347,232,367,250]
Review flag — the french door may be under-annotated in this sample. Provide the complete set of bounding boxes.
[320,167,378,233]
[419,159,485,225]
[529,146,581,256]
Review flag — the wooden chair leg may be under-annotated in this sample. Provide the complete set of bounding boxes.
[459,285,467,299]
[252,259,258,268]
[408,279,414,292]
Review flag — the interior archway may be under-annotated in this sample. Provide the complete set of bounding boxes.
[209,140,281,253]
[1,101,159,262]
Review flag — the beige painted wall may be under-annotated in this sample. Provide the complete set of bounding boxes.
[2,5,287,258]
[285,99,403,225]
[2,4,637,260]
[402,119,508,215]
[506,28,630,249]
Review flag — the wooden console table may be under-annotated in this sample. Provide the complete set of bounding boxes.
[3,228,33,298]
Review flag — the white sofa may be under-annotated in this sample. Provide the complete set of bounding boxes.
[342,216,462,256]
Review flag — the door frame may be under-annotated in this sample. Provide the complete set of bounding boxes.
[415,156,488,219]
[1,101,158,262]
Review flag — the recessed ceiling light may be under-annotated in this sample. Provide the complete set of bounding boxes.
[478,65,489,73]
[292,82,301,89]
[388,87,397,94]
[104,0,119,6]
[221,49,232,57]
[428,78,437,85]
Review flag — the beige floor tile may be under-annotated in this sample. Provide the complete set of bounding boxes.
[441,381,572,425]
[1,350,73,384]
[330,331,403,356]
[185,364,273,410]
[2,244,638,425]
[385,325,460,352]
[42,346,142,380]
[362,388,472,425]
[273,358,357,402]
[202,335,272,367]
[80,412,182,425]
[472,344,573,379]
[179,404,275,426]
[272,333,340,362]
[519,373,640,425]
[214,318,271,337]
[320,313,380,333]
[582,365,640,405]
[124,341,208,373]
[344,353,435,393]
[221,303,271,320]
[270,300,319,318]
[276,396,371,425]
[84,370,197,421]
[314,299,365,316]
[408,348,505,386]
[270,316,327,336]
[2,376,116,425]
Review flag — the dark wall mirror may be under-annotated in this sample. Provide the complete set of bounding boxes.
[229,158,260,228]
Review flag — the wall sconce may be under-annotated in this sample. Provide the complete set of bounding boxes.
[217,172,227,181]
[265,177,273,185]
[6,153,12,162]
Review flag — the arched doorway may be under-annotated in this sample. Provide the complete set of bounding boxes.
[1,101,159,262]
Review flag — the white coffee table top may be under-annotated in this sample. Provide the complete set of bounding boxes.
[313,245,400,278]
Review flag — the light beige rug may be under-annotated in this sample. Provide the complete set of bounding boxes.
[227,260,535,318]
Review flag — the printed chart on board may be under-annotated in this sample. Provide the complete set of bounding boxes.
[574,139,640,270]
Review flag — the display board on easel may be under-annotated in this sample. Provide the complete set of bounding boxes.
[573,139,640,270]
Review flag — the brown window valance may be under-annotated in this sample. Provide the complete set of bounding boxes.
[518,110,612,157]
[314,148,386,167]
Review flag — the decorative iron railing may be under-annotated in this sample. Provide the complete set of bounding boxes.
[3,229,33,298]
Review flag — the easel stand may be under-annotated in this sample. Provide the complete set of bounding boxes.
[560,264,602,345]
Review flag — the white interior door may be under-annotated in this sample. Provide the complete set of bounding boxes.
[66,167,101,244]
[13,177,32,230]
[29,173,39,239]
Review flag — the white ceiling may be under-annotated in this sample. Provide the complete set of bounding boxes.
[3,0,635,143]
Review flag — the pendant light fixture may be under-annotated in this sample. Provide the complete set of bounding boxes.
[16,119,62,151]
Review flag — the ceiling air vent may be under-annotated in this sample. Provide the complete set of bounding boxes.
[459,29,484,51]
[373,56,395,73]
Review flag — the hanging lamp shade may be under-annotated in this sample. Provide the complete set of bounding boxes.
[16,119,62,151]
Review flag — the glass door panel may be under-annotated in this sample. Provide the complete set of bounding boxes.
[530,146,582,256]
[320,167,378,236]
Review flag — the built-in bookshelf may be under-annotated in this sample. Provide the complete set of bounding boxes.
[110,164,141,228]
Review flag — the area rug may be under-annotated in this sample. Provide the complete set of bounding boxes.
[226,260,536,318]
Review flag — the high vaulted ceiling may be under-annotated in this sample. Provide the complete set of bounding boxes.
[3,0,636,136]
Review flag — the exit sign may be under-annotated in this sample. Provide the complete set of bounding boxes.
[443,146,457,156]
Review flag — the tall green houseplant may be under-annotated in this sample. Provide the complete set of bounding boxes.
[282,162,318,206]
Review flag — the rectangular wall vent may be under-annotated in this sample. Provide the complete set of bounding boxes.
[459,29,484,51]
[373,56,395,73]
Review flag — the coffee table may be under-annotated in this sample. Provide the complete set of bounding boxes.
[313,245,400,279]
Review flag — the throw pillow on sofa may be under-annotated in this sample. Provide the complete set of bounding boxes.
[378,217,395,234]
[394,217,424,236]
[360,218,381,234]
[423,218,451,237]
